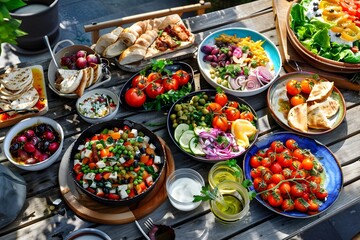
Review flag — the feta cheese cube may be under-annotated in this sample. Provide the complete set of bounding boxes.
[84,172,95,181]
[131,129,138,137]
[143,136,150,143]
[81,149,92,159]
[120,190,128,199]
[90,181,97,189]
[109,161,117,166]
[82,180,89,189]
[149,143,156,150]
[117,184,128,192]
[119,157,126,164]
[77,144,85,151]
[152,164,159,173]
[74,159,82,166]
[109,189,116,194]
[109,172,118,180]
[154,155,162,164]
[96,161,106,169]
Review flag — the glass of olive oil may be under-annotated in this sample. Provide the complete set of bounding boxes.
[208,161,244,189]
[210,181,250,223]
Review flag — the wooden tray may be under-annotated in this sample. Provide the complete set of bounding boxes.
[272,0,360,91]
[0,65,49,128]
[58,137,175,224]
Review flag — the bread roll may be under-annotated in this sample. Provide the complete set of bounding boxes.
[103,40,127,58]
[118,29,158,65]
[94,27,124,55]
[119,21,148,46]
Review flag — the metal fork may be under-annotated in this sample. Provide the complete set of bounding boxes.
[134,220,150,240]
[144,217,154,230]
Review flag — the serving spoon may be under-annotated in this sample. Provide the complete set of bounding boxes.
[44,35,59,69]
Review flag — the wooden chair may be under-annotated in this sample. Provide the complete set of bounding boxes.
[84,1,211,44]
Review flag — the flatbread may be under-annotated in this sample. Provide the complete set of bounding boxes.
[287,102,308,132]
[307,104,331,129]
[319,97,340,118]
[10,87,39,110]
[307,81,334,103]
[0,67,33,91]
[56,69,83,94]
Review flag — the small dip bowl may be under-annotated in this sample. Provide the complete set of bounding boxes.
[208,160,244,189]
[166,168,205,211]
[76,88,119,124]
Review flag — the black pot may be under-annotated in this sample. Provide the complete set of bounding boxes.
[10,0,59,51]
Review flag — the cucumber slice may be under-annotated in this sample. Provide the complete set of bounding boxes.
[194,126,210,136]
[174,123,190,142]
[178,130,195,150]
[189,137,206,156]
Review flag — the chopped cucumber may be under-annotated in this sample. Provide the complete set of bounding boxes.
[178,130,195,150]
[174,123,190,142]
[189,137,206,156]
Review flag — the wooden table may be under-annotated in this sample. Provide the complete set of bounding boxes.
[1,0,360,239]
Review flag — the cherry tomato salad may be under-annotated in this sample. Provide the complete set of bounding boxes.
[169,89,258,160]
[78,93,117,118]
[72,125,163,201]
[200,34,275,91]
[248,138,329,215]
[123,59,192,110]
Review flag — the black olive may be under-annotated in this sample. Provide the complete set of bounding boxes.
[122,179,128,184]
[315,12,322,17]
[123,155,130,161]
[135,152,141,159]
[103,188,110,194]
[133,160,139,168]
[97,182,104,188]
[335,33,341,37]
[140,147,146,153]
[10,143,20,153]
[313,6,319,11]
[35,124,47,135]
[313,1,319,6]
[150,154,155,159]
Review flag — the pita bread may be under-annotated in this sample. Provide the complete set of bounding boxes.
[75,68,92,97]
[319,97,340,118]
[10,87,39,110]
[92,64,103,84]
[307,104,331,129]
[288,103,308,132]
[56,69,83,94]
[307,81,334,103]
[85,67,95,88]
[0,67,33,91]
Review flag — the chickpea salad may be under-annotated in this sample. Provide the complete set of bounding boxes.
[72,126,164,201]
[78,93,117,118]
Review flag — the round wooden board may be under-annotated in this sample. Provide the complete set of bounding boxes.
[58,137,175,224]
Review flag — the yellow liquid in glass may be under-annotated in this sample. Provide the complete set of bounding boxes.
[215,194,244,215]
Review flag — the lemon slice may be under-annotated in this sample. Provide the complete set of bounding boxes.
[174,123,190,142]
[231,119,257,148]
[179,130,195,150]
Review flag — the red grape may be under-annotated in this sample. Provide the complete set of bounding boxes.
[76,50,87,58]
[48,142,59,153]
[43,131,55,141]
[23,142,36,153]
[86,54,98,65]
[76,57,88,69]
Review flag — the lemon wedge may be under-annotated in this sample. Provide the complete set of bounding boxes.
[231,119,257,148]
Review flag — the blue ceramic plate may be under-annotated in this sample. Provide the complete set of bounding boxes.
[197,27,282,97]
[243,132,343,218]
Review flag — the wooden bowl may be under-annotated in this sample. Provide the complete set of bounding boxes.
[286,4,360,73]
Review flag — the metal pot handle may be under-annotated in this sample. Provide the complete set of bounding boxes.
[52,39,75,54]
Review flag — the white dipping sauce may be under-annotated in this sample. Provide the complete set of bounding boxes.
[13,4,48,14]
[169,177,202,211]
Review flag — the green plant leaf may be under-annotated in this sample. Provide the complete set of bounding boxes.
[3,0,26,11]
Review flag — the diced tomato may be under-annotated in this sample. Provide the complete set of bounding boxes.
[110,132,121,140]
[140,155,150,164]
[145,158,154,166]
[124,141,132,146]
[135,182,147,194]
[73,163,82,174]
[123,126,131,132]
[82,157,90,165]
[91,135,99,141]
[134,166,141,172]
[128,132,135,138]
[102,172,111,180]
[88,162,97,170]
[96,191,105,197]
[123,158,135,167]
[128,189,136,198]
[95,173,103,181]
[87,187,96,194]
[76,172,84,181]
[107,193,120,200]
[100,148,110,158]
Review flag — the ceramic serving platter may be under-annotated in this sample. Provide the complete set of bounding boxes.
[267,72,346,135]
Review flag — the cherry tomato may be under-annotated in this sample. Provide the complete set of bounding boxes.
[262,171,273,184]
[281,199,295,211]
[302,158,314,170]
[261,157,272,168]
[294,198,308,212]
[227,101,239,108]
[307,199,319,212]
[163,77,179,92]
[206,102,222,114]
[266,149,277,162]
[147,72,162,83]
[282,168,293,179]
[291,169,307,179]
[276,152,292,167]
[172,69,190,86]
[268,192,283,207]
[286,79,301,95]
[225,108,241,121]
[215,89,228,107]
[253,177,267,191]
[290,94,306,107]
[290,184,304,197]
[270,162,282,174]
[315,188,328,200]
[279,182,291,196]
[250,156,262,168]
[250,167,262,178]
[308,181,320,194]
[270,140,284,153]
[285,139,298,150]
[267,183,277,192]
[240,111,254,122]
[131,75,149,89]
[125,87,147,107]
[270,173,285,184]
[145,82,164,99]
[257,149,267,158]
[212,115,228,132]
[300,78,314,94]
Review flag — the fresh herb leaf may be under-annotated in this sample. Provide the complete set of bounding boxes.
[193,185,218,202]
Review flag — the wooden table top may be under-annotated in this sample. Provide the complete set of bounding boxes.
[1,0,360,239]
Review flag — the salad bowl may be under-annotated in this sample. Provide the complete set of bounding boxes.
[69,119,166,206]
[167,89,259,163]
[197,28,281,97]
[287,1,360,73]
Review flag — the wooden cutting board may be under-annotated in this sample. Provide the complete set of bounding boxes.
[272,0,360,91]
[58,137,175,224]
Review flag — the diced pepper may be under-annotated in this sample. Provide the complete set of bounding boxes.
[135,182,147,194]
[107,193,120,200]
[145,158,154,166]
[100,148,110,158]
[124,141,132,146]
[142,170,150,180]
[103,172,111,180]
[87,187,96,194]
[82,157,90,165]
[140,155,149,163]
[95,173,103,181]
[76,172,84,181]
[128,189,136,198]
[89,162,97,170]
[110,132,121,140]
[123,159,135,167]
[73,163,82,174]
[134,166,141,172]
[145,147,155,155]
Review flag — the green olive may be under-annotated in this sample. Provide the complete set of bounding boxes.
[174,104,182,112]
[170,114,176,120]
[202,108,210,115]
[192,95,199,102]
[199,98,206,105]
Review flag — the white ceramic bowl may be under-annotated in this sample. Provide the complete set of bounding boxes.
[197,27,282,97]
[3,116,64,171]
[76,88,119,124]
[166,168,204,211]
[64,228,111,240]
